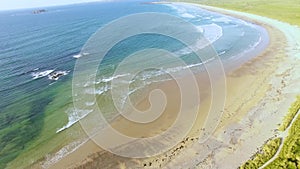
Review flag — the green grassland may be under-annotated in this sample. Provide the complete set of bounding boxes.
[239,138,282,169]
[174,0,300,25]
[266,97,300,168]
[267,121,300,168]
[279,96,300,131]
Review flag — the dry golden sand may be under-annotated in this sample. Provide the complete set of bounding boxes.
[43,4,300,169]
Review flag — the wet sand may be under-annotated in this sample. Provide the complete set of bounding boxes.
[48,63,214,168]
[42,3,300,169]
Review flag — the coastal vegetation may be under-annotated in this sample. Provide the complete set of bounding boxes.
[266,100,300,168]
[239,96,300,168]
[239,138,281,169]
[174,0,300,25]
[278,96,300,131]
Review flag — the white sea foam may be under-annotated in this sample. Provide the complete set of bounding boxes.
[73,52,90,58]
[229,35,263,62]
[148,4,225,56]
[219,50,226,55]
[42,138,89,169]
[85,101,95,106]
[100,73,130,83]
[136,70,166,81]
[196,25,204,33]
[212,15,256,29]
[83,81,91,87]
[165,57,215,74]
[56,108,93,133]
[202,23,223,43]
[31,70,55,79]
[73,54,82,58]
[212,16,233,24]
[165,3,198,19]
[181,13,196,18]
[84,84,110,95]
[175,23,223,55]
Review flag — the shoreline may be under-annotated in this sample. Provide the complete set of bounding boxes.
[31,3,300,169]
[165,2,300,168]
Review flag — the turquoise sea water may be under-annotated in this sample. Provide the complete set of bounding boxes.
[0,1,268,168]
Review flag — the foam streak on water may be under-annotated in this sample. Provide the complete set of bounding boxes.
[31,70,55,79]
[56,108,93,133]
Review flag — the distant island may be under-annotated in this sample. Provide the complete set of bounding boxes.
[32,9,47,14]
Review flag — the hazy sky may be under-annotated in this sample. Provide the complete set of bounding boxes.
[0,0,112,10]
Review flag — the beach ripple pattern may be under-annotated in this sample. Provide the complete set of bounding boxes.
[72,13,226,158]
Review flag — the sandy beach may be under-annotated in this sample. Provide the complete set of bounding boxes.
[40,3,300,169]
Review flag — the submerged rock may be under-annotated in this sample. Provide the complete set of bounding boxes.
[48,71,69,81]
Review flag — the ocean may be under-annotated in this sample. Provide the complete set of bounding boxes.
[0,1,268,168]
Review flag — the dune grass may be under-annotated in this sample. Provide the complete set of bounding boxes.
[266,105,300,168]
[278,96,300,131]
[239,138,281,169]
[173,0,300,26]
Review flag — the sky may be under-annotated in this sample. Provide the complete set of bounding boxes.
[0,0,113,10]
